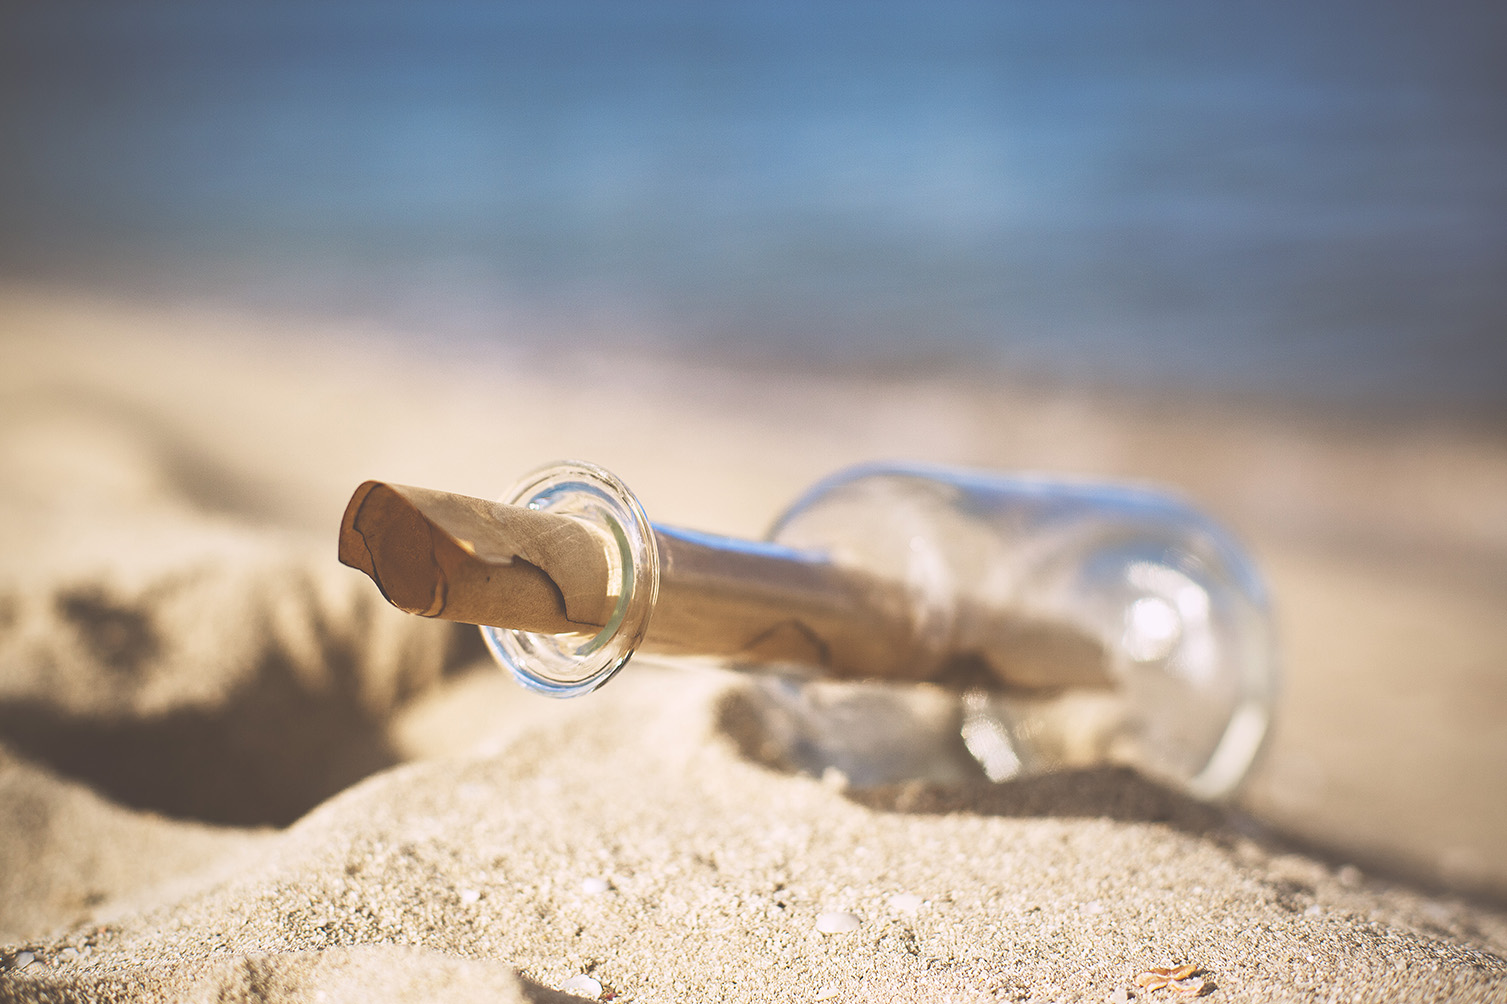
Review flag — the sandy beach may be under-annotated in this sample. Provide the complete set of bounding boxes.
[2,284,1506,1002]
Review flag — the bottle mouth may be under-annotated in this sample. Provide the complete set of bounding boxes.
[480,461,660,698]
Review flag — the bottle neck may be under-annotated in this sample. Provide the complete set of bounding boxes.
[640,524,933,680]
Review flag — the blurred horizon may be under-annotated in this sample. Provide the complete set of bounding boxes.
[2,1,1504,416]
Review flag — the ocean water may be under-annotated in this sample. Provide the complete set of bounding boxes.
[1,1,1504,413]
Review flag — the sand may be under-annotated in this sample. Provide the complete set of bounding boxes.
[2,283,1505,1002]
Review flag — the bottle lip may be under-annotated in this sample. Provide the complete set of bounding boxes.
[481,460,659,698]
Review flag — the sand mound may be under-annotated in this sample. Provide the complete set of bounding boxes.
[2,289,1505,1002]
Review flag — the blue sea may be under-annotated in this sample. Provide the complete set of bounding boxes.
[2,2,1504,413]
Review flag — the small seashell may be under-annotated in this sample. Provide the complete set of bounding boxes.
[1174,977,1211,998]
[458,888,481,904]
[559,974,603,998]
[815,911,862,934]
[581,877,611,895]
[1137,964,1197,986]
[12,952,36,971]
[1134,964,1207,997]
[814,987,841,1001]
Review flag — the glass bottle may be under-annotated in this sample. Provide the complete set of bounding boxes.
[482,460,1276,798]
